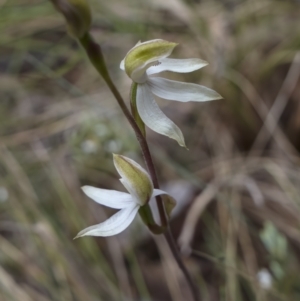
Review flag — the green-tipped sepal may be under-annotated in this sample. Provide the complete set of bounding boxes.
[123,39,177,83]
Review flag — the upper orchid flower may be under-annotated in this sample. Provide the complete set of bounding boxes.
[75,154,171,238]
[120,39,222,147]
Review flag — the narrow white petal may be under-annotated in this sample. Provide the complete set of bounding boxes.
[148,77,222,102]
[75,204,139,237]
[147,58,208,75]
[82,186,134,209]
[136,84,186,147]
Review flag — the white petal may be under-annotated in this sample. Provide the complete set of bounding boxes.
[120,59,125,70]
[152,188,169,198]
[152,189,176,218]
[148,77,222,102]
[75,204,139,237]
[149,189,177,220]
[82,186,134,209]
[147,58,208,76]
[136,84,186,147]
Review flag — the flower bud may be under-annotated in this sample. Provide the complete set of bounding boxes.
[51,0,91,38]
[113,154,153,206]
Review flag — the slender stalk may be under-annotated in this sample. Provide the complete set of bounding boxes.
[78,33,199,301]
[165,228,199,301]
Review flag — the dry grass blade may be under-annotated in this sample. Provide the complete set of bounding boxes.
[250,52,300,155]
[178,181,221,254]
[154,235,186,301]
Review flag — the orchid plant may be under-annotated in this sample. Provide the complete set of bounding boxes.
[50,1,222,300]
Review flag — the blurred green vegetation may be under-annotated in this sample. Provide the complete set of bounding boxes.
[1,0,300,300]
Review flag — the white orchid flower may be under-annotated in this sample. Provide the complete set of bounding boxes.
[120,39,222,147]
[75,154,170,238]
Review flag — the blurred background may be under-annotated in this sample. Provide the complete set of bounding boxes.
[1,0,300,300]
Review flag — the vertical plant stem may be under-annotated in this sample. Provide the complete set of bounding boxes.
[78,33,198,301]
[165,228,199,301]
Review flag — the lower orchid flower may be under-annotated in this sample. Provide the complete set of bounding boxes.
[75,154,172,238]
[120,39,222,147]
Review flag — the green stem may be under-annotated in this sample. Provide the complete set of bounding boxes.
[130,82,146,136]
[165,228,199,301]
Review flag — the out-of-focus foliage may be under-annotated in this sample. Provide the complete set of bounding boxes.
[1,0,300,300]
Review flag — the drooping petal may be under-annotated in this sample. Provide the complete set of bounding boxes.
[148,77,222,102]
[75,204,139,238]
[124,39,177,83]
[81,186,134,209]
[146,58,208,76]
[136,84,186,147]
[113,154,153,206]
